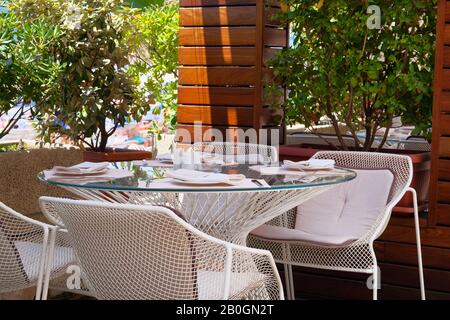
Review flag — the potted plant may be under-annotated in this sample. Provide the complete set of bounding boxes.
[269,0,436,214]
[12,0,153,162]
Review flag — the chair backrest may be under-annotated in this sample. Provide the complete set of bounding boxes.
[192,142,278,164]
[311,151,413,240]
[0,203,42,293]
[39,197,229,300]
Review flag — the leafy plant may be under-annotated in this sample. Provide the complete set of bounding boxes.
[129,1,179,137]
[271,0,436,150]
[12,0,152,152]
[0,11,64,140]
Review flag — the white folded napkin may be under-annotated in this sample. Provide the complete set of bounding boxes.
[165,169,246,185]
[44,168,134,185]
[52,162,110,175]
[283,159,335,170]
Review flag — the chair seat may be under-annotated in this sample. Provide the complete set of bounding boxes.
[198,270,267,300]
[251,224,357,246]
[15,241,75,281]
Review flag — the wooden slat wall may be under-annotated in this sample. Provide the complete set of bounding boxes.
[177,0,287,143]
[430,0,450,227]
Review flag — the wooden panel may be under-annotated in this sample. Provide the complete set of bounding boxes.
[443,69,450,89]
[430,0,448,227]
[295,262,449,293]
[180,6,257,27]
[179,27,256,46]
[441,91,450,112]
[438,159,450,180]
[180,0,257,6]
[180,0,281,7]
[177,105,254,126]
[264,27,287,47]
[446,0,450,22]
[375,241,450,270]
[179,47,256,66]
[290,269,450,300]
[444,46,450,67]
[444,24,450,44]
[380,224,450,248]
[179,66,256,85]
[439,114,450,135]
[439,137,450,157]
[436,203,450,225]
[178,86,255,106]
[438,181,450,203]
[176,124,251,143]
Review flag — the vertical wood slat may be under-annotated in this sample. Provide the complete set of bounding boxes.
[179,0,281,7]
[430,0,449,227]
[177,1,288,143]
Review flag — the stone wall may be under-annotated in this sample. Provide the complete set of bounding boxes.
[0,148,83,221]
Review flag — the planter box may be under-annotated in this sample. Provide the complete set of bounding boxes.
[83,148,152,162]
[279,144,431,216]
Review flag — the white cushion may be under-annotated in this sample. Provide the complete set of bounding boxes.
[251,169,394,246]
[250,224,357,246]
[15,241,75,281]
[197,270,267,300]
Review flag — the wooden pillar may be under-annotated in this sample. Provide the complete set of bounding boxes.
[176,0,288,144]
[430,0,450,227]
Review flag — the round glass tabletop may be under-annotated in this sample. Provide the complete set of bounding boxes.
[38,162,357,193]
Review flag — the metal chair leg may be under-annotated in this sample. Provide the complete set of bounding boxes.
[283,264,292,300]
[408,187,426,300]
[372,265,378,300]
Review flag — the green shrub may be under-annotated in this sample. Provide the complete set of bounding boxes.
[12,0,151,152]
[129,1,179,136]
[0,11,64,140]
[271,0,436,150]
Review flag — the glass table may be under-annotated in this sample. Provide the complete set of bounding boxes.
[39,162,356,245]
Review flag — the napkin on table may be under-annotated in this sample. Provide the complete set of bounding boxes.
[44,162,133,184]
[283,159,335,170]
[165,169,246,185]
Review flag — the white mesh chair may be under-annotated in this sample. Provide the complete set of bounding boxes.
[248,151,425,300]
[0,202,75,300]
[39,197,284,300]
[192,142,278,164]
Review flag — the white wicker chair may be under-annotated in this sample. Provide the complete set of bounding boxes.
[192,142,279,164]
[248,151,425,300]
[0,202,75,300]
[39,197,284,300]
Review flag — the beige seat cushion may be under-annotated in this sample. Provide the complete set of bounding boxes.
[252,169,394,246]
